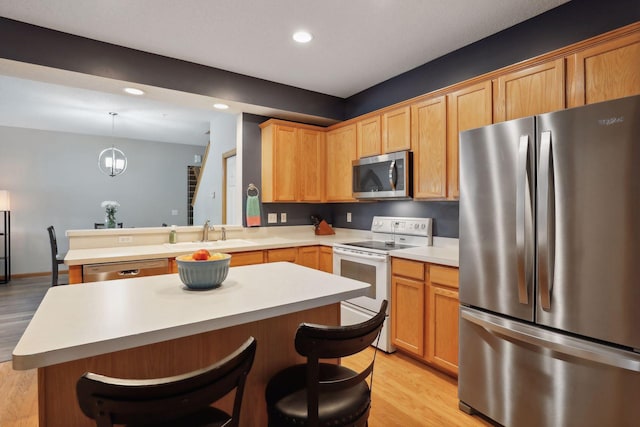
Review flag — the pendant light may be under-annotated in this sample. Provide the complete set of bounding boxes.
[98,112,128,177]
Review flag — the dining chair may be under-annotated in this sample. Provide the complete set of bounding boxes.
[76,336,257,427]
[47,226,66,286]
[265,300,388,427]
[94,223,123,229]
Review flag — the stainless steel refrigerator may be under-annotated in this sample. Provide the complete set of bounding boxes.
[458,95,640,427]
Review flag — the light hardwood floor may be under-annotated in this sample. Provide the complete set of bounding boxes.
[0,276,495,426]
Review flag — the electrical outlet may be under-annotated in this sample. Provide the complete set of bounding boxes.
[280,213,287,223]
[268,213,277,224]
[118,236,133,243]
[347,212,352,223]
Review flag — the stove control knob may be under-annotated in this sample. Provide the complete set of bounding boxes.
[421,224,426,229]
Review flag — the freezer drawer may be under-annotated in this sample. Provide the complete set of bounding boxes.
[82,259,170,283]
[459,307,640,427]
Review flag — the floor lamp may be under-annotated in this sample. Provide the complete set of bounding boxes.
[0,191,10,284]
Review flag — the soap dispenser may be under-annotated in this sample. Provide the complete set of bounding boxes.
[169,225,177,244]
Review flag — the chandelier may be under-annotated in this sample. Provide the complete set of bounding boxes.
[98,112,128,177]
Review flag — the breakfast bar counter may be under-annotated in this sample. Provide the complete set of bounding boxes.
[13,262,369,427]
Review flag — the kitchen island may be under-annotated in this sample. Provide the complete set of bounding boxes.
[13,262,369,427]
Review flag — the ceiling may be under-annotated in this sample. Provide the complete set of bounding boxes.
[0,0,571,144]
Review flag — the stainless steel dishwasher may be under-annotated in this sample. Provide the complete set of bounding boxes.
[82,259,169,283]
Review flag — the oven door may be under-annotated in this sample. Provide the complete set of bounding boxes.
[332,246,389,313]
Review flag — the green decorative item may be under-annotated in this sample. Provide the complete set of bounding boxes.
[101,200,120,228]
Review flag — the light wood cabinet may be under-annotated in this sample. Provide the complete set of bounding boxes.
[325,124,357,202]
[296,246,319,269]
[260,120,325,203]
[382,106,411,153]
[298,128,325,202]
[446,81,493,199]
[493,58,565,123]
[391,257,459,376]
[411,96,447,199]
[426,265,459,376]
[391,258,426,357]
[567,31,640,108]
[318,246,333,273]
[230,251,264,267]
[356,115,382,158]
[266,247,298,263]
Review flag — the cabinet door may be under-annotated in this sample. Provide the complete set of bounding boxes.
[230,251,264,266]
[357,115,382,157]
[318,246,333,273]
[446,81,493,199]
[411,96,447,199]
[326,124,357,201]
[391,275,425,357]
[266,248,297,263]
[262,124,298,202]
[427,265,459,376]
[567,31,640,107]
[382,106,411,153]
[298,129,325,202]
[296,246,319,269]
[493,58,565,122]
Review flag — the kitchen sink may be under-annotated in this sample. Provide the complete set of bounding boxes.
[163,239,256,250]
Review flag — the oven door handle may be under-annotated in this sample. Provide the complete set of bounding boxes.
[333,247,388,262]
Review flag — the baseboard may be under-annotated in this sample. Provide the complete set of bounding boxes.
[9,271,68,279]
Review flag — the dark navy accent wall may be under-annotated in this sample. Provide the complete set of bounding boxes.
[0,17,345,121]
[344,0,640,118]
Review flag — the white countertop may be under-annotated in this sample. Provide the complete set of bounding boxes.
[389,238,459,267]
[64,228,369,266]
[12,262,369,370]
[64,227,459,267]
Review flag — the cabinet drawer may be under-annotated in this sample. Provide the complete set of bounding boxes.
[230,251,264,266]
[429,265,459,289]
[392,258,425,281]
[266,248,298,263]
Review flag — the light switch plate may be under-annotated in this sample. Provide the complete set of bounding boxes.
[347,212,352,223]
[268,213,277,224]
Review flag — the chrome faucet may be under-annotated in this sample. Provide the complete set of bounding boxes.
[202,220,214,241]
[220,226,227,241]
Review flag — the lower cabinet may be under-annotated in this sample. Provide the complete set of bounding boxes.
[296,246,319,269]
[266,247,298,263]
[391,257,459,376]
[318,246,333,273]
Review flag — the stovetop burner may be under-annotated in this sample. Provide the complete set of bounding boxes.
[345,241,417,251]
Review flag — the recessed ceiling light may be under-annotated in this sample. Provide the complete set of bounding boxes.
[124,87,144,95]
[293,31,312,43]
[213,103,229,110]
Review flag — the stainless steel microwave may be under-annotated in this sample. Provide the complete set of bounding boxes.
[352,151,412,199]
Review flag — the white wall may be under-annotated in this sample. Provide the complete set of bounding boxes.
[193,113,239,225]
[0,126,204,275]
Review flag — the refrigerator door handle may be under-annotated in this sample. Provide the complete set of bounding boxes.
[538,131,554,311]
[516,135,533,305]
[461,308,640,372]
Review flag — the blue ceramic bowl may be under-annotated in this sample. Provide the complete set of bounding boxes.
[176,252,231,290]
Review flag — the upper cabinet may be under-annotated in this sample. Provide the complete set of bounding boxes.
[326,124,357,202]
[411,96,447,199]
[260,120,325,203]
[382,106,411,153]
[446,81,493,199]
[356,115,382,158]
[493,58,565,122]
[297,128,325,202]
[566,31,640,108]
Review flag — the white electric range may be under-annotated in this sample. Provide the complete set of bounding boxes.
[333,216,433,352]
